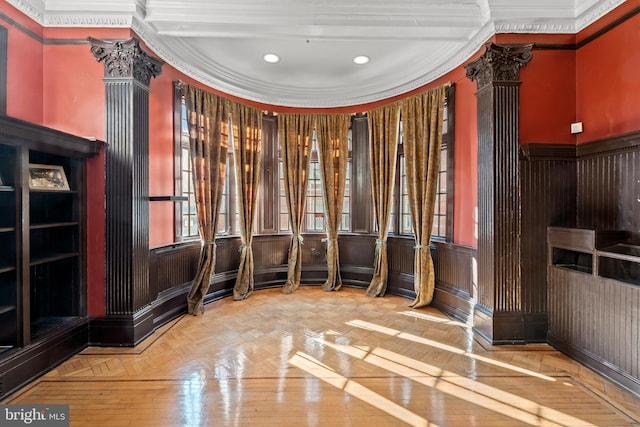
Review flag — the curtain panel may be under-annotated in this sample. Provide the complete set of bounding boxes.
[402,85,447,307]
[278,114,314,294]
[231,103,263,300]
[315,114,351,292]
[366,103,401,298]
[184,84,230,315]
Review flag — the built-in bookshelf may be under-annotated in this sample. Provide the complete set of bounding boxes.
[0,115,102,398]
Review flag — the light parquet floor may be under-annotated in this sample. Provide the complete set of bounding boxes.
[3,287,640,427]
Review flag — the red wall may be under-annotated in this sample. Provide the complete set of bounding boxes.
[576,1,640,143]
[448,66,478,247]
[1,2,43,122]
[148,66,180,247]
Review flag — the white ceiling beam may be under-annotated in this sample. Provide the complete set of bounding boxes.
[153,24,475,41]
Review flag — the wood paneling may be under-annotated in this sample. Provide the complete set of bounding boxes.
[432,242,476,324]
[577,142,640,241]
[104,79,151,314]
[259,115,279,233]
[149,242,201,296]
[465,42,533,344]
[351,114,372,233]
[544,137,640,396]
[520,152,576,316]
[253,235,289,266]
[548,266,640,395]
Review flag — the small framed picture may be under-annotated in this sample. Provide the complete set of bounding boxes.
[28,164,70,191]
[0,171,4,186]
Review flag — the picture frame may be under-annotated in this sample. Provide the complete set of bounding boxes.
[0,171,4,186]
[28,164,70,191]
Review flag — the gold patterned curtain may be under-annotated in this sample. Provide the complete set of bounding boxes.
[366,103,401,298]
[402,86,447,307]
[184,84,230,315]
[279,114,314,294]
[315,114,351,292]
[231,103,263,301]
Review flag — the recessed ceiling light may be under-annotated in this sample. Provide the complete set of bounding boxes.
[263,53,280,63]
[353,55,370,65]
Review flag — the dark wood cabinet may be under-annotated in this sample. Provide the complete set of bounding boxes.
[547,226,640,396]
[0,115,102,398]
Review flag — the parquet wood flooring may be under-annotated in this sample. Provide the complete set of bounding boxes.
[3,287,639,426]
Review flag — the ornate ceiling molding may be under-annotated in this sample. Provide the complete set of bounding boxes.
[5,0,628,108]
[6,0,44,23]
[575,0,626,31]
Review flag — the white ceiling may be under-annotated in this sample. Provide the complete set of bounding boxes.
[9,0,625,107]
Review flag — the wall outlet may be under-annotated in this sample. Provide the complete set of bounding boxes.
[571,122,583,134]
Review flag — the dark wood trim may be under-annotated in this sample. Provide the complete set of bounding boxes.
[0,318,87,399]
[444,84,456,242]
[548,333,640,397]
[465,43,533,344]
[520,132,640,160]
[0,11,42,43]
[532,6,640,51]
[576,5,640,49]
[532,43,576,51]
[519,143,577,160]
[149,195,188,202]
[173,82,183,242]
[351,113,372,233]
[432,242,476,324]
[432,284,473,324]
[259,114,279,233]
[0,116,103,157]
[89,308,154,347]
[576,129,640,157]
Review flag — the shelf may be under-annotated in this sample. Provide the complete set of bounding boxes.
[0,265,16,274]
[149,195,188,202]
[30,221,79,230]
[552,264,593,274]
[0,227,15,233]
[547,227,628,252]
[549,228,640,287]
[29,189,77,194]
[31,316,80,341]
[0,186,14,192]
[30,252,79,266]
[0,305,16,316]
[598,244,640,286]
[598,243,640,261]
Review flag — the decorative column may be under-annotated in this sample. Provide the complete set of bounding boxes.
[465,42,533,344]
[89,37,163,345]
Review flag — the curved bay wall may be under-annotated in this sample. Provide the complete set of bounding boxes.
[147,235,476,330]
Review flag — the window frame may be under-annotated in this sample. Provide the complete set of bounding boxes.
[173,83,237,241]
[390,84,455,242]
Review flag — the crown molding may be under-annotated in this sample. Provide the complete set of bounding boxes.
[575,0,626,31]
[6,0,44,24]
[5,0,628,108]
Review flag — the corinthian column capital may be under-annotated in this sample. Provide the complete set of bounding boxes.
[465,42,533,89]
[88,37,164,85]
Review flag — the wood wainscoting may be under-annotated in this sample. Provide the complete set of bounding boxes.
[545,132,640,397]
[124,235,471,351]
[432,242,476,325]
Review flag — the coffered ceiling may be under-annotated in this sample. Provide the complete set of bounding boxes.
[8,0,624,107]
